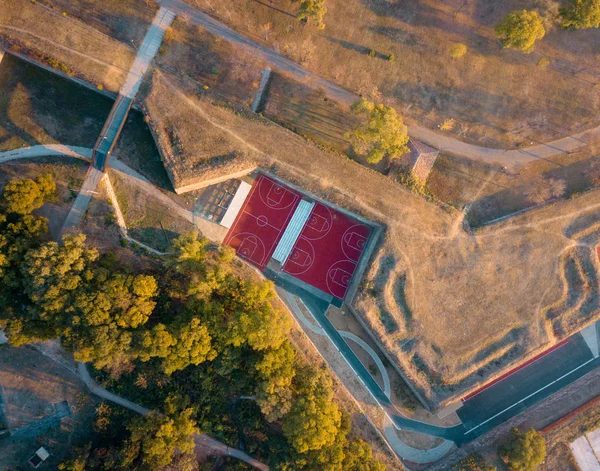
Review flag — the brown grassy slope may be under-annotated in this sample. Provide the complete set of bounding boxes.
[35,0,158,45]
[143,72,600,407]
[0,0,135,92]
[184,0,600,148]
[157,19,264,106]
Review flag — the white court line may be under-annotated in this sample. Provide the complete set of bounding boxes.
[464,357,596,435]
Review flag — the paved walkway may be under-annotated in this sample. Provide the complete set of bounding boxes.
[159,0,596,167]
[283,291,454,463]
[0,145,227,244]
[60,7,175,235]
[77,362,269,470]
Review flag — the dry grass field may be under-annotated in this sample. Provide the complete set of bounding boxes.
[142,71,600,408]
[110,171,196,253]
[0,0,135,92]
[35,0,158,45]
[185,0,600,148]
[0,54,113,151]
[157,18,264,106]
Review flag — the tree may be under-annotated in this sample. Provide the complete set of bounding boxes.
[452,453,496,471]
[494,10,546,53]
[292,0,327,29]
[342,439,386,471]
[525,176,567,204]
[560,0,600,29]
[255,340,297,421]
[348,98,409,164]
[499,428,546,471]
[1,174,55,215]
[283,366,342,453]
[121,396,198,470]
[162,318,216,374]
[21,233,98,322]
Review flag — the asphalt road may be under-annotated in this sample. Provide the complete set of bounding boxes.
[158,0,600,167]
[280,279,466,444]
[282,277,600,446]
[458,334,600,438]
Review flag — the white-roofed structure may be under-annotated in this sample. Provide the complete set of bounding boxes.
[272,199,314,264]
[220,181,252,229]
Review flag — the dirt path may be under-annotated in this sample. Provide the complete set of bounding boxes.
[157,0,597,167]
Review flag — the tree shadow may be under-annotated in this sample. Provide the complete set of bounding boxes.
[467,156,600,227]
[263,72,358,151]
[251,0,296,18]
[324,36,393,60]
[0,53,113,149]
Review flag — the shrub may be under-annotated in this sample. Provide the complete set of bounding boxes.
[387,53,395,61]
[368,49,376,57]
[439,118,456,131]
[537,56,550,68]
[163,26,175,45]
[449,43,468,58]
[499,428,546,471]
[453,453,496,471]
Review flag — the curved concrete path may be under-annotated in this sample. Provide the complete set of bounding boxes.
[77,363,269,470]
[283,292,454,463]
[0,145,226,244]
[159,0,594,167]
[0,145,453,461]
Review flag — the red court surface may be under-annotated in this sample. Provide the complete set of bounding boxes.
[223,174,301,270]
[282,202,372,299]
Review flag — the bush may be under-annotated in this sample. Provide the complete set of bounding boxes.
[368,49,376,57]
[439,118,456,131]
[537,56,550,68]
[453,453,496,471]
[387,53,395,61]
[163,26,175,45]
[449,43,468,59]
[499,428,546,471]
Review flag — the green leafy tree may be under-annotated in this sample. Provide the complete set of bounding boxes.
[255,340,297,421]
[283,366,342,453]
[292,0,327,29]
[1,174,55,215]
[21,233,98,321]
[494,10,546,53]
[348,98,409,164]
[499,428,546,471]
[560,0,600,29]
[137,323,177,362]
[162,318,216,374]
[342,439,386,471]
[121,396,198,470]
[170,230,210,274]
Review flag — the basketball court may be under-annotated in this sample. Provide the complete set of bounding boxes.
[222,174,375,301]
[222,174,301,270]
[282,202,372,299]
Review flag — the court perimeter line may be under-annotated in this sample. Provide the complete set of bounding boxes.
[464,356,596,435]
